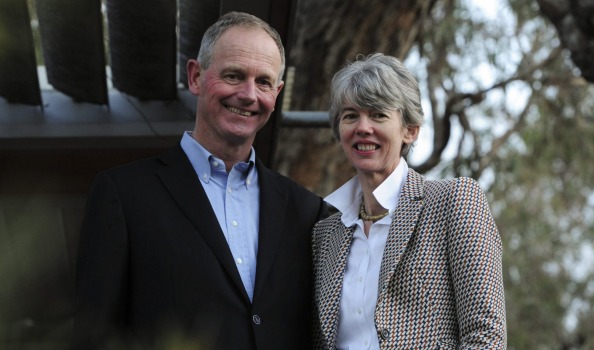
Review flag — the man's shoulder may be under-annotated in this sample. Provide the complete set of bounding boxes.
[258,163,318,197]
[99,145,185,180]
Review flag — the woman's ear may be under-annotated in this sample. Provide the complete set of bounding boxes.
[404,126,420,144]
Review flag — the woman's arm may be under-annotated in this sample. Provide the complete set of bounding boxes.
[447,177,507,349]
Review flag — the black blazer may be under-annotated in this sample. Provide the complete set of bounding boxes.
[73,145,328,349]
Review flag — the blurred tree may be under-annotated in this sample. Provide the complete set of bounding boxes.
[275,0,594,348]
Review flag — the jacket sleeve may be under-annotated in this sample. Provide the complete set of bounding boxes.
[311,219,323,350]
[72,171,130,349]
[447,177,507,349]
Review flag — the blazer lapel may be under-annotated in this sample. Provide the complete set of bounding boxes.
[156,146,250,302]
[318,222,355,348]
[252,161,286,300]
[377,169,424,299]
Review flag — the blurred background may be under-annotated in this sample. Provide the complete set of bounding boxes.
[1,0,593,348]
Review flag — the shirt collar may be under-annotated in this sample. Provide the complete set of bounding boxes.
[374,158,408,215]
[180,131,256,186]
[324,158,409,227]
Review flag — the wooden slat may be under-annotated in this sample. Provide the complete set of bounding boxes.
[178,0,220,87]
[221,0,271,20]
[0,0,41,105]
[35,0,107,104]
[106,0,177,100]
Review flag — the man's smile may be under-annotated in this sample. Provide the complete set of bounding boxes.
[226,105,254,116]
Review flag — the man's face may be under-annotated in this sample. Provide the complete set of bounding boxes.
[188,26,284,151]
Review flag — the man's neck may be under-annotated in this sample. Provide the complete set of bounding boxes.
[191,132,253,172]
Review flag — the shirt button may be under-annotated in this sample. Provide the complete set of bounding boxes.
[202,173,207,180]
[236,258,243,264]
[232,220,238,227]
[227,187,232,193]
[364,339,369,346]
[246,179,251,185]
[358,276,363,283]
[252,315,261,325]
[212,161,219,167]
[357,308,363,315]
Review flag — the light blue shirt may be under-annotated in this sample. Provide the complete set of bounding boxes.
[324,158,408,350]
[180,131,260,301]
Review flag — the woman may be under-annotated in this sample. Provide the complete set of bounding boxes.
[312,53,507,349]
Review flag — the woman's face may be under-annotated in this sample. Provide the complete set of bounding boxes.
[338,104,419,180]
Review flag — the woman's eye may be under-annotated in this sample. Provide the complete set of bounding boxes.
[341,114,357,121]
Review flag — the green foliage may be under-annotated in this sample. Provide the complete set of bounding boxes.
[412,0,594,347]
[493,80,594,348]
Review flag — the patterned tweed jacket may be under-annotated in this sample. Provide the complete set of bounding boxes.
[312,169,507,349]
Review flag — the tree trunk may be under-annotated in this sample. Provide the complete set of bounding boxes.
[537,0,594,82]
[274,0,436,195]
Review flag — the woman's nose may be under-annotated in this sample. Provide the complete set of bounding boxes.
[355,115,373,134]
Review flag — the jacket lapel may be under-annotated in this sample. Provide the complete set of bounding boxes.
[252,161,286,300]
[319,222,355,348]
[156,146,250,302]
[377,169,424,299]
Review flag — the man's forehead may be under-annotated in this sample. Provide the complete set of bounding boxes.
[212,33,281,71]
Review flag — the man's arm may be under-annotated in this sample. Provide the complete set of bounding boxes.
[72,171,130,349]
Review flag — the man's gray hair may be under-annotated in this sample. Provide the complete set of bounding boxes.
[329,53,424,157]
[197,11,286,84]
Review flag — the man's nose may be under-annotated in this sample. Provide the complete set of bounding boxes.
[237,81,257,103]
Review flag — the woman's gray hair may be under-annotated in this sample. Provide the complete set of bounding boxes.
[197,12,286,85]
[329,53,424,157]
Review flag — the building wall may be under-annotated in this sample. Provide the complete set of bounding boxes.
[0,148,167,348]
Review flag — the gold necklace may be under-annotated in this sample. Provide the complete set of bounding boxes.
[359,199,389,222]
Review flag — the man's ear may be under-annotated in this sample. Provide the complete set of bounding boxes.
[187,59,201,95]
[276,80,284,95]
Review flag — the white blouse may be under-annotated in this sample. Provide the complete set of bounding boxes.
[324,158,409,350]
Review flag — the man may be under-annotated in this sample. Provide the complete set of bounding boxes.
[73,12,327,349]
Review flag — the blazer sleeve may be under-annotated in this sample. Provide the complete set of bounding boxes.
[72,171,130,349]
[447,177,507,349]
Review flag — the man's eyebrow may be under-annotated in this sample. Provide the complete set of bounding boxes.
[257,68,277,79]
[221,66,244,73]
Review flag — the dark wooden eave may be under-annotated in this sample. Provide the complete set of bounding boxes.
[0,0,315,167]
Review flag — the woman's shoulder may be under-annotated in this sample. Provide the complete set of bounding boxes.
[313,211,343,231]
[422,176,482,193]
[420,176,490,213]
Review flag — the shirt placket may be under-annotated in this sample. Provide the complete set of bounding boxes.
[354,234,373,349]
[226,168,253,300]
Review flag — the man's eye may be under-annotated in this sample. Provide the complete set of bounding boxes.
[224,74,241,82]
[257,79,273,90]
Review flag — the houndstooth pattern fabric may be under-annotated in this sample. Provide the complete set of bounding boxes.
[312,169,507,349]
